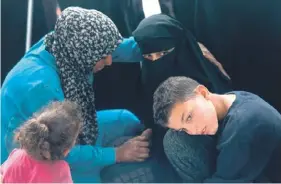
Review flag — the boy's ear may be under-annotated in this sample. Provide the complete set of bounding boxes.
[194,85,210,99]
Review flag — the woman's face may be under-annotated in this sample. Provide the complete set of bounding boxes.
[93,55,112,73]
[143,47,175,61]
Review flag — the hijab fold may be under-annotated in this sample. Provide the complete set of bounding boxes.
[133,14,231,96]
[45,7,122,145]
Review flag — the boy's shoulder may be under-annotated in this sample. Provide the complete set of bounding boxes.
[227,91,275,115]
[224,91,281,133]
[218,91,281,148]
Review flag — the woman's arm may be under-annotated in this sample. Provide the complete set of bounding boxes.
[3,77,117,170]
[112,37,142,63]
[198,42,231,80]
[66,145,116,172]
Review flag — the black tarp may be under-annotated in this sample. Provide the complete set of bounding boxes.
[1,0,53,84]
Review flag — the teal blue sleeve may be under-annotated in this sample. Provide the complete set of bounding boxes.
[66,145,116,172]
[4,82,64,154]
[112,37,143,63]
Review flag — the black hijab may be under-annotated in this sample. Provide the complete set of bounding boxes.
[133,14,231,95]
[132,14,231,130]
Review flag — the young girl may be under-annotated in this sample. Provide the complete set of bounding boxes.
[0,101,82,183]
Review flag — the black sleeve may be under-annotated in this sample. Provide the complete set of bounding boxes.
[205,116,281,183]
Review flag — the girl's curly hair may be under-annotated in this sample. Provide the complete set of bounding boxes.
[15,101,82,161]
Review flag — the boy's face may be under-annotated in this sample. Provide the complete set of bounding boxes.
[167,86,219,135]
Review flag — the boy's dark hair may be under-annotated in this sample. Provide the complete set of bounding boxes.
[153,76,200,126]
[15,101,82,161]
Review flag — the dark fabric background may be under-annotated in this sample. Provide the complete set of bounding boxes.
[1,0,53,84]
[159,0,281,112]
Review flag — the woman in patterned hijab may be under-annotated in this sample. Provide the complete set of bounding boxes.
[44,7,122,145]
[44,6,153,180]
[2,6,151,183]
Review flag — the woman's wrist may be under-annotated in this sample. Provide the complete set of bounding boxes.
[115,147,123,163]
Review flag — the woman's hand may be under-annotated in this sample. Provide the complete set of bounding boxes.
[198,42,231,80]
[115,129,152,163]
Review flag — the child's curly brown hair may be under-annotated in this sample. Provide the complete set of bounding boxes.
[14,101,82,161]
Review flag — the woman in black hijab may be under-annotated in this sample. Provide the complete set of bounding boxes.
[133,14,231,96]
[131,14,231,182]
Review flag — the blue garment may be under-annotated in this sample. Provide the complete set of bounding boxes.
[112,36,142,63]
[1,36,143,182]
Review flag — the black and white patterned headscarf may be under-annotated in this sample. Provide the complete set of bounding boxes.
[44,7,122,145]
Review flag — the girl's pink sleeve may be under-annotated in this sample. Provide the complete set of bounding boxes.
[61,161,73,183]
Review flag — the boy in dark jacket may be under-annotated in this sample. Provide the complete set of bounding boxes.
[153,76,281,182]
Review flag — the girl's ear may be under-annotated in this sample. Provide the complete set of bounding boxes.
[63,149,70,157]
